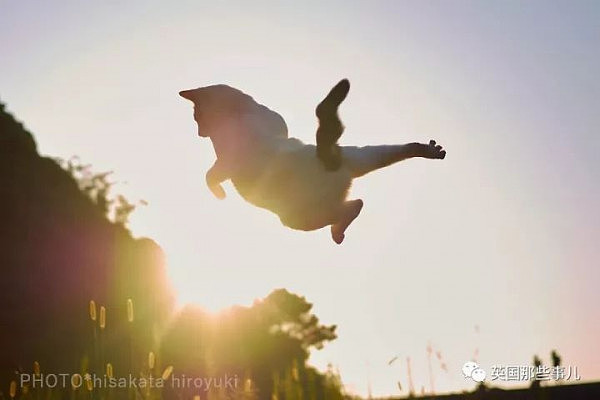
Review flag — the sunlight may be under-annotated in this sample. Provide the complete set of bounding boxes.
[128,176,298,313]
[168,257,260,313]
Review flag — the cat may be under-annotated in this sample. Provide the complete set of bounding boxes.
[179,79,446,244]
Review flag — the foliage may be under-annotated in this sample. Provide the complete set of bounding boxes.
[54,156,145,227]
[161,289,344,400]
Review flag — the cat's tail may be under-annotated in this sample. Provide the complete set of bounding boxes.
[316,79,350,171]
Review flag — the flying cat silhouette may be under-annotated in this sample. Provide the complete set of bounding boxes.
[179,79,446,244]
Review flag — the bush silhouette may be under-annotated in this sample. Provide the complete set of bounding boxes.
[0,102,174,395]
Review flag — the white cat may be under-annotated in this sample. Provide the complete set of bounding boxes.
[179,79,445,244]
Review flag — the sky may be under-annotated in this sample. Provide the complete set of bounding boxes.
[1,0,599,397]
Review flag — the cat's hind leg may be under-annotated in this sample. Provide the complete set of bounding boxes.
[331,199,364,244]
[342,141,446,178]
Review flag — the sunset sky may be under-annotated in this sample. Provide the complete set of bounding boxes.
[2,1,599,396]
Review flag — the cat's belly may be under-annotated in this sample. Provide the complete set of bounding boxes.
[231,144,352,230]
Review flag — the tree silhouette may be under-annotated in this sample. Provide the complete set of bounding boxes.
[1,102,173,396]
[55,156,143,227]
[161,289,341,400]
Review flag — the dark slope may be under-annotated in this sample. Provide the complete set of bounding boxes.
[0,103,174,391]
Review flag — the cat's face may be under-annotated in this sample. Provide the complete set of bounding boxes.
[179,85,253,138]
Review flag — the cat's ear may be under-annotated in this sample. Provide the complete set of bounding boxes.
[179,89,196,101]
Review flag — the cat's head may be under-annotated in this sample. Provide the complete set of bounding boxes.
[179,84,256,138]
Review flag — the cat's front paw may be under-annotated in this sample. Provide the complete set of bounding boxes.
[209,183,226,199]
[424,140,446,159]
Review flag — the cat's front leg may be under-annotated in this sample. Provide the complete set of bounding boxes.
[206,160,229,199]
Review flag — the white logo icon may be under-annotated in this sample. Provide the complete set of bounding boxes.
[462,361,486,382]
